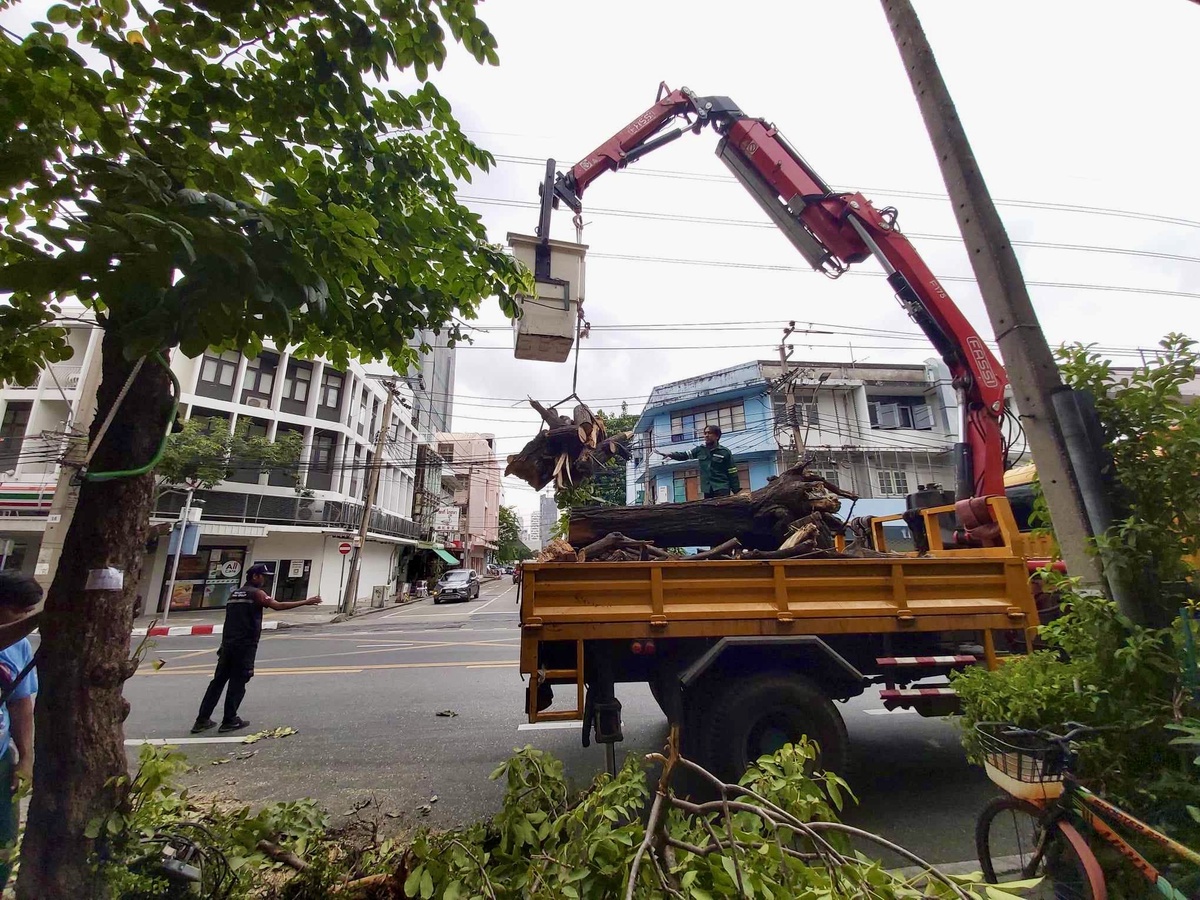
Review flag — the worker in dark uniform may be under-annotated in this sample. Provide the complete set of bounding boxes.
[191,564,321,734]
[657,424,742,499]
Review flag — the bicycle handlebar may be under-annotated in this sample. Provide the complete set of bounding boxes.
[990,721,1118,747]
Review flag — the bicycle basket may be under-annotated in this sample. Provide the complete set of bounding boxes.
[976,723,1067,799]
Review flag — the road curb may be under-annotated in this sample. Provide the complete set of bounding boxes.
[132,621,283,637]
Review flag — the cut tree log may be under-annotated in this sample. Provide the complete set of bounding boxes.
[569,464,848,551]
[505,399,631,490]
[686,538,742,560]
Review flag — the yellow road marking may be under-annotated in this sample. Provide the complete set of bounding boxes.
[136,658,517,677]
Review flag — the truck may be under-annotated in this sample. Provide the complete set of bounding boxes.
[517,84,1040,780]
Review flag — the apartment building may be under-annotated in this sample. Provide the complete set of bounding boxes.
[0,319,428,613]
[434,432,501,573]
[627,358,962,520]
[538,492,558,549]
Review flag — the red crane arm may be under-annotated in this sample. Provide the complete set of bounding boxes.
[550,86,1010,500]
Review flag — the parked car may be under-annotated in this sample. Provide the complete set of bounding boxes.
[433,568,480,603]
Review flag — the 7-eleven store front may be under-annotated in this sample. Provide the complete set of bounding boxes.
[0,482,54,575]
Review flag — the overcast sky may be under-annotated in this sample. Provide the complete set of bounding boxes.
[5,1,1196,525]
[423,1,1198,522]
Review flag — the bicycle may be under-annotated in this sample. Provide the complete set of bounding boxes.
[974,721,1200,900]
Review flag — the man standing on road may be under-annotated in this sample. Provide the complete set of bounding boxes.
[192,564,321,734]
[0,573,41,891]
[657,424,742,499]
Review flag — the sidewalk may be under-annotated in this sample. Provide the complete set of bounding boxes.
[132,598,415,636]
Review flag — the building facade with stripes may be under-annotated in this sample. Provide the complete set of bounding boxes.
[0,316,446,614]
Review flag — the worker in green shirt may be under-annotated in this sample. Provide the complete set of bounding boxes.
[657,424,742,499]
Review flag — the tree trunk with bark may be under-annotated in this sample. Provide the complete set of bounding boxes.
[568,466,843,551]
[17,329,173,899]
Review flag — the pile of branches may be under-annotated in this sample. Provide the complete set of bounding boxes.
[504,399,631,491]
[268,734,1020,899]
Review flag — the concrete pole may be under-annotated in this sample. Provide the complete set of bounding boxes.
[778,323,805,467]
[33,332,104,591]
[879,0,1111,598]
[341,382,396,615]
[160,486,194,626]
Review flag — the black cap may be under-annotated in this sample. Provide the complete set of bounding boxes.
[246,564,270,577]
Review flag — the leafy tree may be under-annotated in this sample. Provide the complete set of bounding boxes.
[1056,333,1199,617]
[592,404,638,507]
[0,1,526,893]
[496,504,530,563]
[157,416,304,490]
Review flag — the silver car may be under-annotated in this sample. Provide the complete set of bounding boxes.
[432,569,479,604]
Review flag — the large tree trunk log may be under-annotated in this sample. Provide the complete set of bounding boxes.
[17,329,172,900]
[568,467,843,551]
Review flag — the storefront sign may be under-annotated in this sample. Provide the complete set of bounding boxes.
[288,559,305,578]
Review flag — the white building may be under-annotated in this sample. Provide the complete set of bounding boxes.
[0,318,426,614]
[528,511,541,549]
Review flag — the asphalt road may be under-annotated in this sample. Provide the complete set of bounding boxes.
[124,577,998,866]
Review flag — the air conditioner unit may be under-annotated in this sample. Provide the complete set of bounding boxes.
[245,397,269,409]
[296,499,323,521]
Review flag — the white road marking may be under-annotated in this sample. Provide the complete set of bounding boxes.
[125,736,251,746]
[861,708,919,716]
[516,721,578,732]
[470,584,515,615]
[466,663,517,669]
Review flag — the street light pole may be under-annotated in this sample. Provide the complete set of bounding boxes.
[160,486,194,626]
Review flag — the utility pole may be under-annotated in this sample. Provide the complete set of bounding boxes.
[33,335,104,592]
[880,0,1118,604]
[777,322,805,467]
[159,486,195,625]
[341,381,397,615]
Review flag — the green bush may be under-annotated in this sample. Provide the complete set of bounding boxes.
[87,741,1025,899]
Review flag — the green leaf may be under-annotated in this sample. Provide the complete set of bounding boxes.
[419,868,434,899]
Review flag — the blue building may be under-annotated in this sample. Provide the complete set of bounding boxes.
[626,359,967,543]
[626,362,780,506]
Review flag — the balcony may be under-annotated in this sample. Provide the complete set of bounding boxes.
[153,490,422,541]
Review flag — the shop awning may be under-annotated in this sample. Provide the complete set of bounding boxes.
[433,548,460,566]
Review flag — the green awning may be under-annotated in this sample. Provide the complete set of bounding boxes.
[433,548,460,566]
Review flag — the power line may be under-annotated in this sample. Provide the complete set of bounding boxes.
[490,153,1200,231]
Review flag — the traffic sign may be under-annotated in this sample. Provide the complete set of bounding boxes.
[338,541,353,555]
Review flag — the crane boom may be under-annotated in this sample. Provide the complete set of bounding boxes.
[541,84,1009,504]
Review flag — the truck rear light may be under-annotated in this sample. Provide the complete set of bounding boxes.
[631,641,643,655]
[643,640,656,655]
[630,640,656,656]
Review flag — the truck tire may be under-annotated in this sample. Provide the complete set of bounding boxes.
[698,673,849,781]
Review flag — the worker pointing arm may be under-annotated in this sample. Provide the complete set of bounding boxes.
[656,425,741,499]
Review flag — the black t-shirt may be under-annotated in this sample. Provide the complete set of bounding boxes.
[222,586,266,649]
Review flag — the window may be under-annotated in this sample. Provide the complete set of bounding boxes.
[800,402,819,429]
[813,469,840,487]
[868,397,935,431]
[0,402,31,469]
[877,469,910,497]
[437,442,455,463]
[282,361,312,405]
[241,353,277,402]
[670,402,746,443]
[320,370,343,409]
[199,351,239,386]
[307,432,336,491]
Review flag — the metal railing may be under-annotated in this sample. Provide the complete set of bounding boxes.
[153,490,424,540]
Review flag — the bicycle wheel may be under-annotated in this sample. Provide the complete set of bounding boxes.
[976,796,1104,900]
